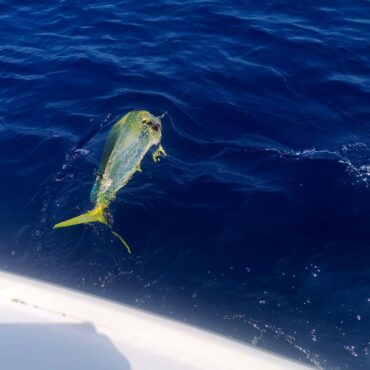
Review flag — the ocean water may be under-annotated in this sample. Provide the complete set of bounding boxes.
[1,1,370,368]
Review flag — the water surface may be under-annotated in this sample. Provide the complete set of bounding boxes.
[1,1,370,368]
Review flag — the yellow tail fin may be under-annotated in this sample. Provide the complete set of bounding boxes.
[53,205,107,228]
[53,206,132,253]
[110,228,132,254]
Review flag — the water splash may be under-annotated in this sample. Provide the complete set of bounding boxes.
[223,314,325,369]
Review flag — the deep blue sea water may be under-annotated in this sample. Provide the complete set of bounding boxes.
[1,1,370,368]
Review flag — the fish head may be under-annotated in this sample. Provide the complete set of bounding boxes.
[138,110,162,144]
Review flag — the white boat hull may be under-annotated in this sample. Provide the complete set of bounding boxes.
[0,271,311,370]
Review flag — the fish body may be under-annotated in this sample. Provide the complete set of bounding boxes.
[54,109,166,253]
[94,110,163,205]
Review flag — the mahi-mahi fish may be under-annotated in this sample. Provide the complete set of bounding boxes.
[53,110,166,253]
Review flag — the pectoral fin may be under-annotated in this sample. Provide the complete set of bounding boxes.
[152,145,167,162]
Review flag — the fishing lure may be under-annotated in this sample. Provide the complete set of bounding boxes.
[54,110,166,253]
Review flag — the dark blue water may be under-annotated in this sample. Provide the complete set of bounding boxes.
[1,1,370,368]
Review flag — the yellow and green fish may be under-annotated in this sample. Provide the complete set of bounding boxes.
[54,110,166,253]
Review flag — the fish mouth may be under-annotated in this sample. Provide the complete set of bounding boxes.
[145,119,161,132]
[142,113,162,133]
[151,123,160,132]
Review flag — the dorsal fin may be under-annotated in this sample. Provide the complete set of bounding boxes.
[99,113,129,172]
[90,113,129,203]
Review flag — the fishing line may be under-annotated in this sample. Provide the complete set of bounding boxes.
[158,85,192,120]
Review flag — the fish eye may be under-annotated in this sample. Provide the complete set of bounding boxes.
[142,119,153,126]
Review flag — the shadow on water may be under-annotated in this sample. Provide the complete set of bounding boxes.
[0,322,131,370]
